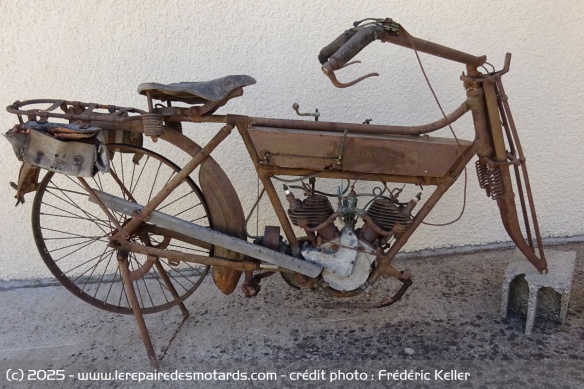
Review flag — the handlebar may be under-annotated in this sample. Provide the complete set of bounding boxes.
[318,29,359,65]
[323,25,385,71]
[320,18,487,88]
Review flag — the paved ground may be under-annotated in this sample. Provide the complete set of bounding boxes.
[0,242,582,388]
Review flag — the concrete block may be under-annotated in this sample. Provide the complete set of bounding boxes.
[501,249,576,335]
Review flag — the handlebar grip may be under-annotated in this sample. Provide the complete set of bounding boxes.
[318,29,359,65]
[328,25,384,70]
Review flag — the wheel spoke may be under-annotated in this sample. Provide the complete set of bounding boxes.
[129,159,137,199]
[32,144,211,314]
[39,212,111,229]
[147,161,163,203]
[130,155,150,195]
[172,202,202,218]
[75,246,114,285]
[45,186,89,196]
[64,248,115,275]
[158,191,191,211]
[96,173,104,191]
[92,250,116,298]
[119,150,125,195]
[49,236,110,253]
[44,189,112,228]
[105,264,121,305]
[64,175,89,192]
[55,237,108,263]
[41,226,109,242]
[158,259,192,291]
[188,214,208,223]
[147,263,172,303]
[45,186,111,235]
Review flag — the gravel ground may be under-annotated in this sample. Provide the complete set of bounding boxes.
[1,242,582,388]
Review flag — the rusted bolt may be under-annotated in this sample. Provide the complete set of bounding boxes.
[331,244,339,250]
[109,240,121,248]
[132,209,149,222]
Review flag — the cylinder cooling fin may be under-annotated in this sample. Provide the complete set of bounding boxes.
[287,193,334,229]
[366,198,413,231]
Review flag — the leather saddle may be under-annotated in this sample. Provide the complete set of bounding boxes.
[138,75,256,105]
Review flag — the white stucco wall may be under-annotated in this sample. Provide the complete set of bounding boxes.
[0,0,582,280]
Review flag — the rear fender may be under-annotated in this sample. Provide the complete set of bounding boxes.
[161,129,246,294]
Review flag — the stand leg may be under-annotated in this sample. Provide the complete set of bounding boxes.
[154,259,190,318]
[117,250,159,367]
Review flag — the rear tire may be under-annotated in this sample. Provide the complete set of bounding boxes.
[31,144,212,314]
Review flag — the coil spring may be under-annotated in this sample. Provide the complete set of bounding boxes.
[142,113,164,140]
[488,167,504,200]
[475,159,491,197]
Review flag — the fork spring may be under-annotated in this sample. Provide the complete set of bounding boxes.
[488,167,504,200]
[475,159,491,196]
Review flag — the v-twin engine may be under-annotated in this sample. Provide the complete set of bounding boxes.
[284,182,420,292]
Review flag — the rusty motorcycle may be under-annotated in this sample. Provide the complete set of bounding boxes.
[4,18,547,366]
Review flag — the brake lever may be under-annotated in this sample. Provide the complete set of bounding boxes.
[340,60,361,69]
[321,61,379,88]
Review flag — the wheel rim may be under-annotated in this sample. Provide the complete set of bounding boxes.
[31,144,212,314]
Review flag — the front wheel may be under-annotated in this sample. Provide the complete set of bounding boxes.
[31,144,212,314]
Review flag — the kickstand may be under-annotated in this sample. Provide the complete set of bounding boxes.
[154,259,190,319]
[117,250,159,368]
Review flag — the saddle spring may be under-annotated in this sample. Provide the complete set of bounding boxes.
[142,113,164,142]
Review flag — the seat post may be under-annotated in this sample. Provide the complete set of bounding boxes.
[146,90,155,113]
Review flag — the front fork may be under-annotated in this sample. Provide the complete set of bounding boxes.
[469,65,547,273]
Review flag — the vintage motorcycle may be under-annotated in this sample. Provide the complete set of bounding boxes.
[4,18,547,366]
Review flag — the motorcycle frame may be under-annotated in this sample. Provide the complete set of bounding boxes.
[84,36,546,278]
[6,24,548,365]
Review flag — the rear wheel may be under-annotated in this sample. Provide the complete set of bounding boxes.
[31,144,212,314]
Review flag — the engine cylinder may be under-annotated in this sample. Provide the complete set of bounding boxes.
[360,198,413,244]
[287,193,337,241]
[366,198,413,230]
[288,194,333,227]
